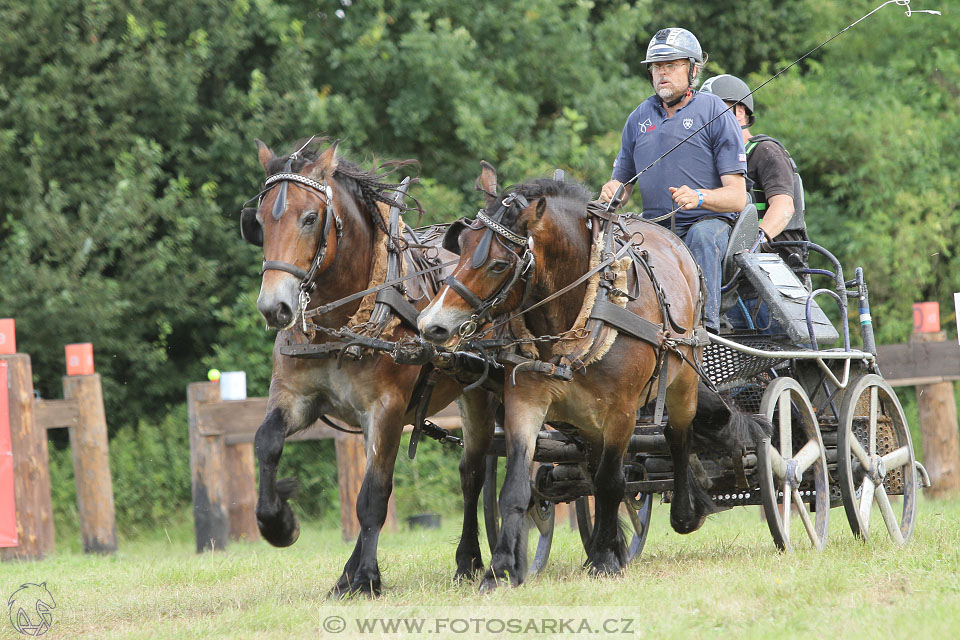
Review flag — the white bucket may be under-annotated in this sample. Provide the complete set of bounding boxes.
[219,371,247,401]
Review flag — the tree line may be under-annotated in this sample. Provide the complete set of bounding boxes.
[1,0,957,436]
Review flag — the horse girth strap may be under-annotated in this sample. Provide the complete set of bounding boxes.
[588,299,663,347]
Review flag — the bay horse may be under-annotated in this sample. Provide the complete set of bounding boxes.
[243,138,496,596]
[419,163,768,591]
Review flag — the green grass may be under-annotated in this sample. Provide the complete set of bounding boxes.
[2,499,959,639]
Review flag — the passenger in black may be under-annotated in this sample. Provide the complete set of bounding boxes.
[701,74,811,331]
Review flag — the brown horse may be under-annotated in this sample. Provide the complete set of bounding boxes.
[244,139,495,596]
[420,164,766,591]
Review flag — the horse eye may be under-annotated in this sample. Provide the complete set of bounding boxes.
[301,211,319,227]
[489,260,510,273]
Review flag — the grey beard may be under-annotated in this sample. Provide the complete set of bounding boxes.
[657,86,679,101]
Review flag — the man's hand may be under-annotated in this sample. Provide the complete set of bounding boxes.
[669,185,704,210]
[600,179,624,203]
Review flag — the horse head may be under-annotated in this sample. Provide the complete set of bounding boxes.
[419,162,554,345]
[243,138,346,330]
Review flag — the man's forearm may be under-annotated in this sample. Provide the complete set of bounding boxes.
[758,194,795,238]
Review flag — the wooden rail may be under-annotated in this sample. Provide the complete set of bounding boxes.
[1,353,116,560]
[187,381,462,551]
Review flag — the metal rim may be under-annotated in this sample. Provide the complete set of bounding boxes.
[482,455,555,575]
[574,493,653,564]
[837,374,917,545]
[758,377,830,552]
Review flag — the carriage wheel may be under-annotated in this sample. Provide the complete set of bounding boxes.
[574,491,653,564]
[757,377,829,551]
[837,375,917,544]
[482,455,554,575]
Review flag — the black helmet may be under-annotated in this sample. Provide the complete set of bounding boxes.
[701,74,754,124]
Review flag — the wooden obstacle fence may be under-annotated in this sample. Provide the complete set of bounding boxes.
[188,382,465,551]
[0,349,117,560]
[878,330,960,498]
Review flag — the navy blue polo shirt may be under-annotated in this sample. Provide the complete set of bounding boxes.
[611,91,746,235]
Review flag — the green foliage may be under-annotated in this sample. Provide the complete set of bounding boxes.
[758,1,960,343]
[7,0,959,535]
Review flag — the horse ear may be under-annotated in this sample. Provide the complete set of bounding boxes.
[306,140,340,179]
[255,139,275,171]
[519,198,548,235]
[535,197,547,220]
[474,160,498,210]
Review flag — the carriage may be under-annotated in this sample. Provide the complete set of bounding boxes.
[444,199,932,573]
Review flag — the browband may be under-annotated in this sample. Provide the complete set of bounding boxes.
[265,172,335,202]
[477,210,526,246]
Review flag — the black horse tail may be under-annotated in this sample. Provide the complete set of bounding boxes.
[691,381,772,453]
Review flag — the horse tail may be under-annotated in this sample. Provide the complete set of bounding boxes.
[691,381,772,452]
[276,477,300,501]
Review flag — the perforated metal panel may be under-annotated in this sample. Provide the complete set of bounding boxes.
[702,337,788,390]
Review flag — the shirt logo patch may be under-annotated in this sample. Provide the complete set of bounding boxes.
[738,153,747,162]
[638,118,656,134]
[682,118,693,130]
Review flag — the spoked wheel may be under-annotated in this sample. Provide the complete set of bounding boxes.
[838,375,917,545]
[482,455,554,575]
[758,377,829,551]
[574,492,653,564]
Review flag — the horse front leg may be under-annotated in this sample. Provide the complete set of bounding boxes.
[254,407,301,547]
[329,404,405,598]
[479,398,545,593]
[454,389,496,581]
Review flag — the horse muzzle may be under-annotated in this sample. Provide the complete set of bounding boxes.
[258,275,300,330]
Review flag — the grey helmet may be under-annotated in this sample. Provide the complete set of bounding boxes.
[642,28,704,65]
[701,74,755,125]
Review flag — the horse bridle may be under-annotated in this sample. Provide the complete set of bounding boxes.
[253,158,344,328]
[443,192,536,339]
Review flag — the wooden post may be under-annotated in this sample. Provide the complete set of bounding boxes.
[334,432,365,541]
[225,442,259,542]
[62,374,117,553]
[188,382,229,552]
[0,354,54,561]
[911,330,960,498]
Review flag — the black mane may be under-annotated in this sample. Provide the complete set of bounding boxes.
[495,178,592,229]
[267,138,419,233]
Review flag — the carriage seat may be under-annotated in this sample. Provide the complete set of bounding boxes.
[718,204,758,314]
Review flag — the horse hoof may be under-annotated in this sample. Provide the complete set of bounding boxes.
[327,573,381,599]
[478,571,504,595]
[670,513,706,535]
[587,557,623,577]
[454,556,484,583]
[257,503,301,547]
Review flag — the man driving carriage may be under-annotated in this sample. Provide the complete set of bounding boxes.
[600,27,747,333]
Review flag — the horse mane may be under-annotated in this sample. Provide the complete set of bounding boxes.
[267,137,420,233]
[496,179,592,229]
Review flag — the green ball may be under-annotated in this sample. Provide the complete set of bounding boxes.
[207,368,221,382]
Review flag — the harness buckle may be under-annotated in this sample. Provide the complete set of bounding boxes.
[458,319,478,340]
[298,289,312,333]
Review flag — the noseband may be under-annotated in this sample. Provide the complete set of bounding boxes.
[444,192,536,338]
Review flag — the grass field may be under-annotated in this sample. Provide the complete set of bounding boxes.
[2,498,959,639]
